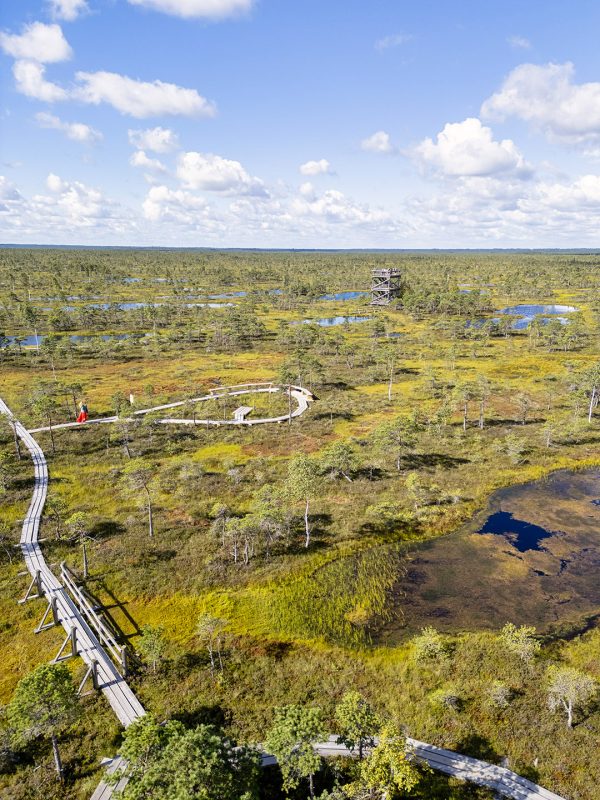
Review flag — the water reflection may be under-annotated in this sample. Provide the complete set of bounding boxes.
[292,316,371,327]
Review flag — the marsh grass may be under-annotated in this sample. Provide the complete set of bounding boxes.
[2,250,600,797]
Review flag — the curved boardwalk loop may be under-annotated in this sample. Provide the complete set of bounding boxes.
[0,398,145,728]
[1,389,566,800]
[28,383,313,434]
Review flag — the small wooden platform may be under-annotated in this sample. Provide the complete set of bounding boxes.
[233,405,253,422]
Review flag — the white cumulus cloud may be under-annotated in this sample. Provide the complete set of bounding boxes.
[36,111,102,143]
[128,126,179,152]
[0,174,135,241]
[0,22,72,63]
[299,181,315,197]
[0,175,25,205]
[13,60,67,102]
[48,0,89,21]
[40,173,126,228]
[299,158,333,176]
[74,71,216,118]
[291,189,392,228]
[361,130,394,154]
[414,117,529,177]
[127,0,253,19]
[177,151,266,195]
[143,184,208,222]
[481,62,600,145]
[536,174,600,209]
[130,150,167,172]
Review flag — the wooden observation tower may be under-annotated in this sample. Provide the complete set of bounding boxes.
[371,268,402,306]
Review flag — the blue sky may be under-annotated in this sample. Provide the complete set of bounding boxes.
[2,0,600,247]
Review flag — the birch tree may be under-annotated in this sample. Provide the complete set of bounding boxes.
[123,459,156,538]
[547,666,596,729]
[286,454,320,548]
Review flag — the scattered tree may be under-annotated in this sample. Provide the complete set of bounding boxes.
[321,440,358,482]
[374,417,415,472]
[265,705,325,799]
[138,624,166,674]
[286,453,320,548]
[197,614,227,675]
[28,385,60,455]
[547,666,596,729]
[123,459,156,538]
[65,511,93,579]
[348,724,422,798]
[499,623,541,666]
[7,663,80,780]
[411,626,449,665]
[515,392,534,425]
[335,691,380,760]
[114,714,260,800]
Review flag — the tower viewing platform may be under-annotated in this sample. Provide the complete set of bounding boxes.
[370,268,402,306]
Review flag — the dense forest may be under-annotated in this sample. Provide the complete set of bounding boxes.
[0,248,599,800]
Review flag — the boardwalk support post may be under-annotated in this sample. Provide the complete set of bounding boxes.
[35,595,59,633]
[53,627,78,663]
[18,570,43,604]
[120,646,128,677]
[78,660,99,696]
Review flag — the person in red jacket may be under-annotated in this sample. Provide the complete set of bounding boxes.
[76,402,88,423]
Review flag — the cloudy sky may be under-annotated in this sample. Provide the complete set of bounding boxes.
[2,0,600,247]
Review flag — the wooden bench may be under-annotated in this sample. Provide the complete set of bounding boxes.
[233,406,253,422]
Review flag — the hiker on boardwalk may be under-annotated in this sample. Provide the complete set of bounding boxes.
[76,402,89,423]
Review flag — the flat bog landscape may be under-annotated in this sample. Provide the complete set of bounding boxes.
[0,247,599,800]
[2,2,600,800]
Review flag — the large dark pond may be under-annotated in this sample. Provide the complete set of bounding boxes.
[376,469,600,642]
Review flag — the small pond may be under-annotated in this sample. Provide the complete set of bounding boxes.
[4,333,137,348]
[496,304,578,329]
[374,468,600,642]
[319,291,369,302]
[292,316,371,327]
[81,301,233,311]
[207,289,282,299]
[467,316,570,331]
[499,304,578,316]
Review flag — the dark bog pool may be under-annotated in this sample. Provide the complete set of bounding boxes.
[376,469,600,642]
[477,511,554,552]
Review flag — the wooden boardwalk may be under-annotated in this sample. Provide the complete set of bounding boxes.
[0,398,145,728]
[28,384,313,434]
[92,736,567,800]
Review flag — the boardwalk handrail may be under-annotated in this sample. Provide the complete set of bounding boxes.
[60,563,128,674]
